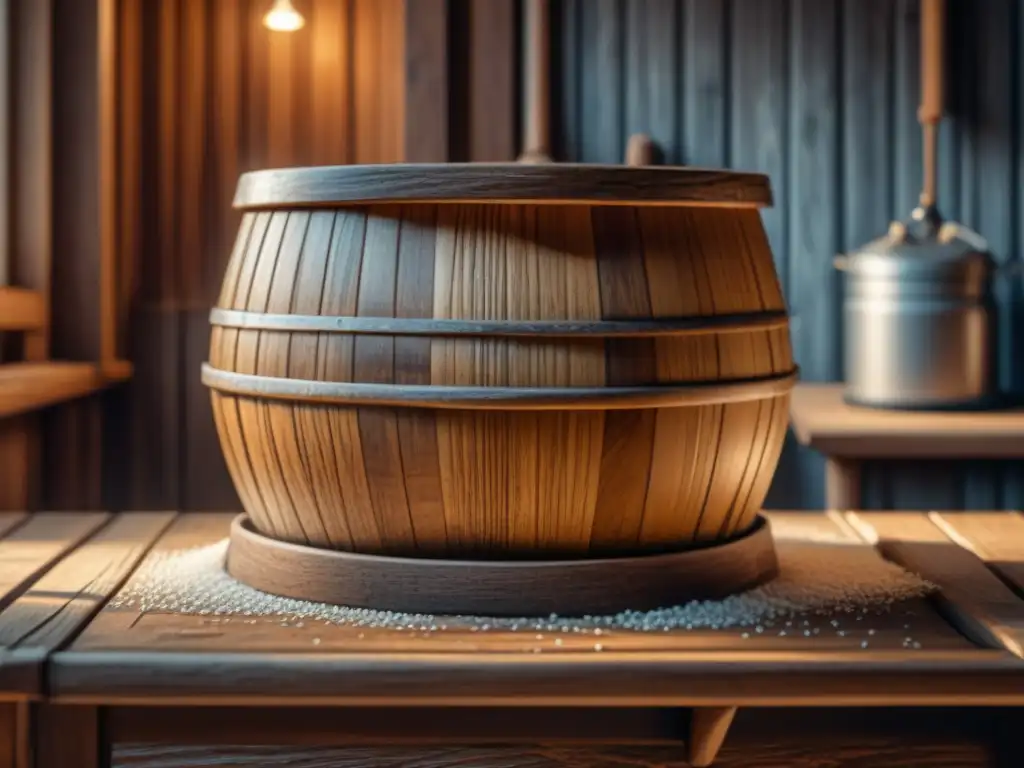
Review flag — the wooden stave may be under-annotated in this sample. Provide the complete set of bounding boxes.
[211,392,792,557]
[208,202,793,556]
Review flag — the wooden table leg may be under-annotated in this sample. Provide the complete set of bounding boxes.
[1,702,30,768]
[33,705,105,768]
[689,706,738,767]
[825,457,862,511]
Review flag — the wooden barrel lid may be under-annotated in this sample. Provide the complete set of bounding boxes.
[233,163,773,210]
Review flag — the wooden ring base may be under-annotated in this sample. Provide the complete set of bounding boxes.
[226,515,779,617]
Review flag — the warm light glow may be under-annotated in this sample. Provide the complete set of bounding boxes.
[264,0,304,32]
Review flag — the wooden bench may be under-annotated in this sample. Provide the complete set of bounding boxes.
[790,384,1024,510]
[2,509,1024,767]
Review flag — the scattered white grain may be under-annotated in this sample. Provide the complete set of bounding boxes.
[110,534,934,635]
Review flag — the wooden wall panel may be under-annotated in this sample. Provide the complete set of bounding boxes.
[469,0,516,161]
[555,0,1024,511]
[0,0,51,511]
[405,0,448,162]
[113,0,412,511]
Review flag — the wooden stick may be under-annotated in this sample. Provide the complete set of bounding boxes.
[625,134,654,166]
[518,0,550,163]
[918,0,944,207]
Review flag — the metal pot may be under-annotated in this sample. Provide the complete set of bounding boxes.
[834,205,1001,410]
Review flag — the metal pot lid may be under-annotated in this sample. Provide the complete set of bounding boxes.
[837,205,994,276]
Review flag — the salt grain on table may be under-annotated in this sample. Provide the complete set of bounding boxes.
[110,519,935,640]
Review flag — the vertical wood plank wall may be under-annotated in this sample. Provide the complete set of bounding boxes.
[112,0,515,511]
[116,0,408,511]
[555,0,1024,511]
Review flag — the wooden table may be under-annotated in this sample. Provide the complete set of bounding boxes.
[789,384,1024,509]
[0,511,143,768]
[3,510,1024,767]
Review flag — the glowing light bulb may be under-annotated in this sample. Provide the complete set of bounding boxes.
[264,0,304,32]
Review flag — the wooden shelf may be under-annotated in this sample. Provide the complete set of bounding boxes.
[0,286,46,332]
[0,360,133,419]
[790,384,1024,459]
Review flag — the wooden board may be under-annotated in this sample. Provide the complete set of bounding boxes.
[929,511,1024,594]
[0,513,110,610]
[0,511,110,700]
[49,511,1024,706]
[104,707,1016,768]
[789,385,1024,459]
[0,512,174,695]
[846,512,1024,658]
[0,361,131,420]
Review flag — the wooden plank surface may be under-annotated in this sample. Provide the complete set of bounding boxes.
[0,513,27,543]
[930,512,1024,596]
[846,512,1024,658]
[790,384,1024,458]
[49,511,1024,705]
[0,512,112,697]
[101,707,1016,768]
[0,513,110,610]
[0,361,132,420]
[0,512,174,695]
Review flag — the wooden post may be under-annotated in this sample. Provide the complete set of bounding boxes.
[518,0,551,163]
[825,457,862,510]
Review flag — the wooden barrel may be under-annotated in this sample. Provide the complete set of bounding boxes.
[204,164,795,560]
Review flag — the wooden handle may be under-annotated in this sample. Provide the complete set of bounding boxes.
[918,0,944,208]
[625,134,654,166]
[919,0,945,125]
[518,0,551,163]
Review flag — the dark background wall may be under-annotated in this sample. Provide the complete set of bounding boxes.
[551,0,1024,511]
[50,0,1021,513]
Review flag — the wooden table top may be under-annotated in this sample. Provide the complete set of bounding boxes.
[2,509,1024,707]
[789,384,1024,458]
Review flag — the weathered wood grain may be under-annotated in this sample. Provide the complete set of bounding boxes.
[846,511,1024,657]
[110,745,691,768]
[929,512,1024,596]
[233,164,773,209]
[790,385,1024,458]
[0,513,110,611]
[52,511,1024,706]
[103,706,1020,768]
[0,512,174,694]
